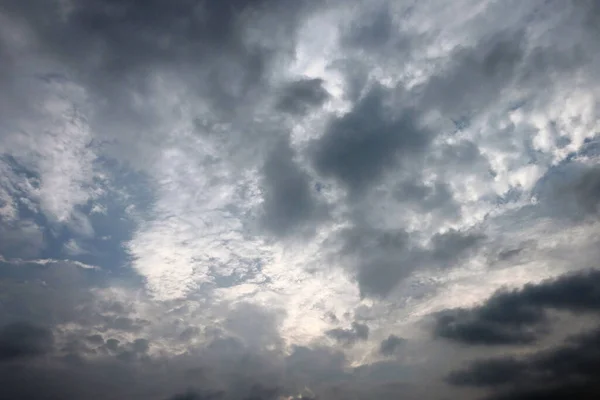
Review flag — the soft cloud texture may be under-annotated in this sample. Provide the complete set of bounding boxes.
[1,0,600,399]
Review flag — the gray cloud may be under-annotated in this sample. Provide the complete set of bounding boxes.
[260,138,326,237]
[0,0,319,166]
[167,390,226,400]
[3,1,600,399]
[447,325,600,400]
[341,4,394,51]
[379,334,406,356]
[338,226,423,297]
[430,229,486,265]
[276,78,330,115]
[393,179,459,215]
[310,84,433,195]
[85,334,104,343]
[434,270,600,345]
[573,166,600,215]
[0,220,45,259]
[326,322,369,346]
[337,225,484,298]
[417,30,525,117]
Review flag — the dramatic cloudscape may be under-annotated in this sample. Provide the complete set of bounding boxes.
[1,0,600,399]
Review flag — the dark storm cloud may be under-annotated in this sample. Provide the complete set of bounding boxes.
[276,78,330,115]
[179,327,201,342]
[223,303,284,350]
[0,326,431,400]
[326,322,369,346]
[105,338,120,352]
[447,326,600,400]
[260,138,326,237]
[0,322,54,361]
[310,84,433,195]
[434,308,541,346]
[434,269,600,345]
[446,357,525,387]
[379,334,406,356]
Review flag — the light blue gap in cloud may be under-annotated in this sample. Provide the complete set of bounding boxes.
[0,154,156,285]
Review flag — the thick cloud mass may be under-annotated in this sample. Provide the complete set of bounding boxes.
[311,85,432,195]
[446,320,600,399]
[434,270,600,345]
[441,270,600,399]
[260,138,326,236]
[0,322,54,361]
[2,0,600,399]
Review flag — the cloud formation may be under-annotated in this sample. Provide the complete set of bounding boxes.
[2,0,600,399]
[446,319,600,400]
[434,270,600,345]
[0,322,54,361]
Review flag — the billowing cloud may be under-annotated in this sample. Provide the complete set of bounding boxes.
[2,0,600,399]
[310,84,433,195]
[433,270,600,345]
[446,322,600,399]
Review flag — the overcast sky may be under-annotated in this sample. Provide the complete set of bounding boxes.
[1,0,600,399]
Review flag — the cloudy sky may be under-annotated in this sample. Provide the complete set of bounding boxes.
[1,0,600,399]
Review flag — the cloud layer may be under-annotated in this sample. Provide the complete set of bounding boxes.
[1,0,600,399]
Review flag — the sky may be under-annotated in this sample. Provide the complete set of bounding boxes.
[1,0,600,399]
